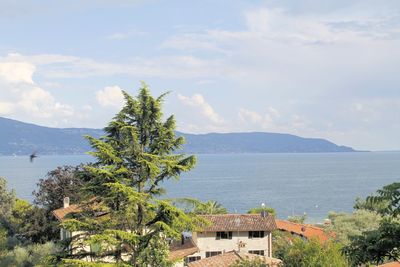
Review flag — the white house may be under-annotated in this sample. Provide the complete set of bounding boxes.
[182,213,277,265]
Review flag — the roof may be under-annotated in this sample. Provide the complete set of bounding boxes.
[378,262,400,267]
[53,204,82,221]
[200,214,277,232]
[275,220,334,243]
[187,251,282,267]
[52,197,105,222]
[168,238,199,261]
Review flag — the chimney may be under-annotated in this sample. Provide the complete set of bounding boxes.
[261,210,267,218]
[63,197,70,208]
[261,203,268,217]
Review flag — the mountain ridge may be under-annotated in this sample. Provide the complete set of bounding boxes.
[0,116,357,155]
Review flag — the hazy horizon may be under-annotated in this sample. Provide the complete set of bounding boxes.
[1,1,400,151]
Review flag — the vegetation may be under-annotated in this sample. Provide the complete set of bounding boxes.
[247,206,276,217]
[171,198,227,214]
[0,85,398,266]
[326,209,381,245]
[343,182,400,265]
[278,237,349,267]
[60,84,202,265]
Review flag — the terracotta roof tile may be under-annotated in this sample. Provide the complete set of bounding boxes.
[275,220,334,243]
[378,262,400,267]
[188,251,282,267]
[200,214,277,232]
[52,204,82,221]
[169,238,199,261]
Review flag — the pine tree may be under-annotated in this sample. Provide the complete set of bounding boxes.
[61,83,202,266]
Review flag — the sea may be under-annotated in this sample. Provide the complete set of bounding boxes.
[1,152,399,223]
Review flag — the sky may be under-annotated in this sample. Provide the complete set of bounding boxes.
[0,0,399,151]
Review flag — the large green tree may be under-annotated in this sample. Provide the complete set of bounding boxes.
[344,182,400,265]
[61,83,202,266]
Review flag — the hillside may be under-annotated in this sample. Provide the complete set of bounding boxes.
[0,117,356,155]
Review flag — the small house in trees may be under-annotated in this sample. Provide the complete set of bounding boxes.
[53,199,280,266]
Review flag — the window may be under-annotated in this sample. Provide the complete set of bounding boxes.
[216,231,232,240]
[206,251,222,258]
[249,250,265,256]
[248,231,265,239]
[61,229,71,240]
[185,256,201,264]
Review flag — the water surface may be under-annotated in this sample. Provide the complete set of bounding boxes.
[1,152,399,222]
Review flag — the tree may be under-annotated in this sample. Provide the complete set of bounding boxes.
[169,198,227,215]
[279,238,349,267]
[326,210,381,245]
[287,214,307,224]
[343,183,400,265]
[61,83,202,266]
[343,218,400,265]
[367,182,400,217]
[31,165,91,242]
[0,177,15,220]
[247,206,276,217]
[33,165,90,212]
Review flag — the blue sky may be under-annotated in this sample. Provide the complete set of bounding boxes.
[0,0,399,151]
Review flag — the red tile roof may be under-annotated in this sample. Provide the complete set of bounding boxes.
[187,251,282,267]
[378,262,400,267]
[275,220,334,243]
[53,204,82,221]
[169,238,199,261]
[200,214,277,232]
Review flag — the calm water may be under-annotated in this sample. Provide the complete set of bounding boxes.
[1,152,399,223]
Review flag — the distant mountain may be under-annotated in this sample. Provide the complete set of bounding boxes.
[0,117,356,155]
[0,117,103,155]
[178,132,356,153]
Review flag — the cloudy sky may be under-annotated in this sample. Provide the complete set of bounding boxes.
[0,0,399,151]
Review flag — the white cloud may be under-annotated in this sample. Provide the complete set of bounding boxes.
[0,102,14,115]
[96,86,125,107]
[0,61,35,84]
[177,93,224,124]
[0,53,81,126]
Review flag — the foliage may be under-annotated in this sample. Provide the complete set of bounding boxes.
[327,209,381,245]
[230,257,269,267]
[279,237,349,267]
[0,242,59,267]
[367,182,400,217]
[33,165,90,212]
[61,84,202,265]
[343,183,400,265]
[171,198,227,214]
[31,165,92,242]
[0,177,16,219]
[272,230,295,260]
[343,218,400,265]
[354,196,389,214]
[247,206,276,217]
[287,214,307,223]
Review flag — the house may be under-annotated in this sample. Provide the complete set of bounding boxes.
[187,250,282,267]
[275,219,334,244]
[187,213,277,262]
[53,199,280,266]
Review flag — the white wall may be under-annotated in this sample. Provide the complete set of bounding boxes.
[189,231,272,259]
